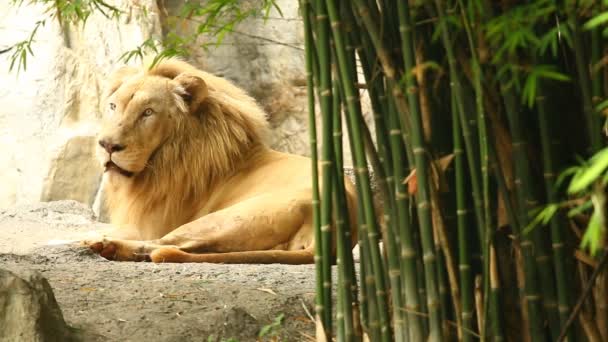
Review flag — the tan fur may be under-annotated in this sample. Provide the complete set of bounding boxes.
[85,59,358,264]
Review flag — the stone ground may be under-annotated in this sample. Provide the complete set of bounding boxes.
[0,201,319,341]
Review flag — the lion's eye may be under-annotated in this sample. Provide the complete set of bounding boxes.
[109,103,116,110]
[142,108,154,117]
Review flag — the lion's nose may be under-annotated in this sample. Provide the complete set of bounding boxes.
[98,140,125,154]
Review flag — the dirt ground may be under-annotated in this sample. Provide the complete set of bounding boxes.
[0,201,320,341]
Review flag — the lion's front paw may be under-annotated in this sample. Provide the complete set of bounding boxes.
[83,237,149,262]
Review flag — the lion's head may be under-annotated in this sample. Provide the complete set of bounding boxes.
[98,59,270,237]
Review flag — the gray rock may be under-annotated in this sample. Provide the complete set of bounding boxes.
[0,269,73,342]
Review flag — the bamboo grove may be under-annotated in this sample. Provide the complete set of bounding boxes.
[300,1,608,341]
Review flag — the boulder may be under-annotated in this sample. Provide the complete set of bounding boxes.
[41,136,102,206]
[0,269,73,342]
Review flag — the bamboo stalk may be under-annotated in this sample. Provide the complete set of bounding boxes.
[300,1,326,336]
[569,10,602,152]
[325,1,392,340]
[433,0,485,252]
[489,246,504,342]
[452,92,475,341]
[500,87,547,341]
[537,87,573,341]
[331,72,357,342]
[312,0,334,334]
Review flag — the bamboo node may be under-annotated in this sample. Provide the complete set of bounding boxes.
[456,209,468,215]
[552,242,564,248]
[354,167,368,174]
[401,248,416,258]
[312,200,320,205]
[525,294,541,301]
[323,281,331,287]
[320,89,332,97]
[396,191,408,199]
[315,14,328,20]
[332,132,343,137]
[389,129,401,136]
[320,224,331,232]
[314,256,321,262]
[413,147,425,154]
[520,240,533,248]
[458,264,471,270]
[417,201,430,209]
[330,21,340,29]
[388,269,401,277]
[454,148,464,154]
[536,255,550,263]
[423,252,436,262]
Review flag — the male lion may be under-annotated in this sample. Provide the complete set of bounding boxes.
[84,59,358,263]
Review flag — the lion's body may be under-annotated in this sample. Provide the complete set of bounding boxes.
[86,59,357,263]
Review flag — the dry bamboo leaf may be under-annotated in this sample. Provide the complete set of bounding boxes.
[575,249,599,268]
[299,331,316,342]
[256,288,278,295]
[403,153,455,194]
[315,315,328,342]
[362,333,371,342]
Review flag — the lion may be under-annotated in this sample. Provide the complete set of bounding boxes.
[84,59,358,264]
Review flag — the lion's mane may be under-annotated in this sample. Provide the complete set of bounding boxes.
[103,59,270,237]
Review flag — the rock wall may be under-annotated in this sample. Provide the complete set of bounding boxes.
[0,0,162,210]
[0,0,373,214]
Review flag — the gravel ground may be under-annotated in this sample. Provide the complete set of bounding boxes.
[0,201,318,341]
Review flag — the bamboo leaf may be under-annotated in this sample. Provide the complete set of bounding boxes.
[568,148,608,193]
[567,199,593,217]
[580,211,603,255]
[523,204,558,235]
[583,11,608,30]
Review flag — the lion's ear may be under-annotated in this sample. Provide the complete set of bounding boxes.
[173,73,208,115]
[104,66,139,98]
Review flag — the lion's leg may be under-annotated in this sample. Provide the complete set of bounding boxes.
[89,194,311,262]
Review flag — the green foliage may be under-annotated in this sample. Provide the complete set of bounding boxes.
[521,65,570,108]
[7,0,281,71]
[258,313,284,339]
[120,0,283,67]
[8,0,120,72]
[529,148,608,255]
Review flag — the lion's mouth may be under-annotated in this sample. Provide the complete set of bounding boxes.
[104,161,134,177]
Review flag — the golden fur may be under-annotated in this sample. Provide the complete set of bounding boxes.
[85,59,358,263]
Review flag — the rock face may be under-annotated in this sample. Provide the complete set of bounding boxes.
[0,269,73,342]
[0,0,374,214]
[0,0,162,210]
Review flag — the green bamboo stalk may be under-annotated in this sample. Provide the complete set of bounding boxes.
[537,88,573,341]
[396,3,444,340]
[455,2,499,338]
[500,87,547,341]
[313,0,334,334]
[452,92,475,341]
[300,0,326,336]
[386,92,425,341]
[503,82,560,339]
[326,0,391,340]
[569,10,602,152]
[433,0,485,251]
[331,72,356,342]
[489,246,504,342]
